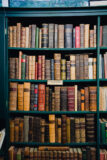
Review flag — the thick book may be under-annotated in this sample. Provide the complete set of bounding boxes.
[18,84,24,110]
[9,82,17,111]
[65,24,73,48]
[49,115,55,143]
[58,25,64,48]
[70,55,75,80]
[38,84,45,111]
[42,23,48,48]
[24,82,30,111]
[54,54,61,80]
[49,23,54,48]
[75,26,80,48]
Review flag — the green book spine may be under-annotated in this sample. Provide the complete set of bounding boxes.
[82,149,86,160]
[21,54,26,79]
[105,123,107,143]
[35,27,39,48]
[101,122,106,144]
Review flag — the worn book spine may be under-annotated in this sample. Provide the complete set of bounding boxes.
[9,58,16,79]
[55,87,60,111]
[29,25,32,48]
[45,60,51,80]
[14,118,19,142]
[42,23,48,48]
[30,84,35,111]
[62,115,67,143]
[38,84,45,111]
[51,59,54,80]
[100,26,103,47]
[65,24,73,48]
[18,84,24,111]
[35,62,38,80]
[15,58,19,79]
[84,54,89,79]
[19,118,24,142]
[80,24,84,48]
[58,25,64,48]
[52,92,55,111]
[66,61,70,80]
[24,82,30,111]
[70,55,75,80]
[10,120,15,142]
[31,56,36,80]
[39,28,42,48]
[9,82,17,111]
[45,87,49,111]
[93,58,96,79]
[21,27,26,48]
[49,115,55,143]
[60,87,67,111]
[67,117,71,143]
[21,54,26,79]
[45,123,49,143]
[70,117,75,142]
[84,87,89,111]
[89,86,97,111]
[75,26,80,48]
[81,89,85,111]
[75,118,80,143]
[85,24,90,48]
[28,56,31,80]
[41,55,45,80]
[54,53,61,80]
[68,86,75,111]
[31,24,36,48]
[40,119,45,143]
[9,26,13,47]
[61,59,66,80]
[57,118,61,143]
[75,54,80,79]
[34,84,38,111]
[88,58,93,79]
[49,23,54,48]
[25,27,29,48]
[94,25,96,48]
[16,23,21,47]
[79,55,84,79]
[35,27,39,48]
[73,28,75,48]
[49,88,52,111]
[19,51,22,79]
[54,24,58,48]
[13,26,17,47]
[90,30,94,48]
[38,55,42,80]
[80,118,86,142]
[24,116,29,142]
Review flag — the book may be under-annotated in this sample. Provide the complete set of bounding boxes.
[65,24,73,48]
[75,26,80,48]
[24,82,30,111]
[38,84,45,111]
[49,115,55,143]
[9,82,17,111]
[58,25,64,48]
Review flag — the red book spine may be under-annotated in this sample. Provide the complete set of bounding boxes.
[75,26,80,48]
[100,26,103,47]
[67,87,75,111]
[38,56,42,80]
[35,62,38,80]
[38,84,45,111]
[100,153,105,160]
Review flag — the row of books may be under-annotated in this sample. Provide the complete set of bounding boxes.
[10,114,95,143]
[9,83,97,111]
[9,52,96,80]
[8,23,97,48]
[8,146,96,160]
[100,87,107,111]
[100,119,107,144]
[100,52,107,79]
[100,149,107,160]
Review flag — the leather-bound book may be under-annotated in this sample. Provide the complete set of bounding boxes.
[25,27,29,48]
[74,148,78,160]
[31,56,36,80]
[19,51,22,79]
[57,151,62,160]
[75,118,80,143]
[19,118,24,142]
[81,89,85,111]
[77,90,81,111]
[66,117,71,143]
[16,23,21,47]
[75,26,80,48]
[84,87,89,111]
[80,117,86,142]
[84,24,90,48]
[86,147,91,160]
[18,84,24,111]
[31,24,36,48]
[73,28,75,48]
[55,117,58,143]
[38,146,69,151]
[28,25,32,48]
[39,28,42,48]
[33,117,37,142]
[51,59,54,80]
[49,23,54,48]
[45,87,49,111]
[37,151,41,160]
[45,123,49,143]
[29,116,33,142]
[12,26,16,47]
[41,151,45,160]
[67,86,75,111]
[80,24,85,48]
[25,56,29,79]
[14,118,20,142]
[70,55,75,80]
[89,86,97,111]
[50,151,54,160]
[79,55,84,79]
[29,148,34,160]
[10,120,15,142]
[35,61,38,80]
[75,54,80,79]
[82,148,87,160]
[58,25,64,48]
[38,55,42,80]
[34,84,38,111]
[21,27,26,48]
[93,58,96,79]
[49,114,55,143]
[70,117,75,142]
[78,148,82,160]
[54,24,58,48]
[21,54,26,79]
[28,56,32,79]
[42,23,48,48]
[54,53,61,80]
[9,58,16,79]
[36,117,41,142]
[49,88,52,111]
[40,119,45,143]
[24,82,30,111]
[65,24,73,48]
[75,85,77,111]
[62,115,67,143]
[60,87,67,111]
[9,26,13,47]
[24,147,30,160]
[15,58,19,79]
[55,87,60,111]
[34,148,38,160]
[41,55,45,80]
[45,59,51,80]
[45,151,49,160]
[35,27,39,48]
[52,92,55,111]
[62,151,66,159]
[61,59,66,80]
[24,116,29,142]
[90,148,96,160]
[57,118,61,143]
[94,25,96,48]
[8,146,14,160]
[53,151,57,160]
[84,54,89,79]
[9,82,17,111]
[100,26,103,47]
[69,148,74,160]
[30,84,35,111]
[66,61,70,80]
[38,84,45,111]
[90,30,94,48]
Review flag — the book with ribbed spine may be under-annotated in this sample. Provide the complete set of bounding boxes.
[42,23,48,48]
[19,51,22,79]
[68,86,75,111]
[45,87,49,111]
[9,58,15,79]
[80,24,84,48]
[35,27,39,48]
[70,55,75,80]
[94,25,96,48]
[90,30,94,48]
[61,59,66,80]
[55,87,60,111]
[60,87,67,111]
[75,26,80,48]
[66,61,70,80]
[65,24,73,48]
[85,24,90,48]
[21,54,26,79]
[54,53,61,80]
[81,89,85,111]
[89,86,97,111]
[49,115,55,143]
[79,55,84,79]
[25,27,29,48]
[13,26,17,47]
[75,54,80,79]
[24,82,30,111]
[38,55,42,80]
[51,59,54,80]
[30,84,35,111]
[18,84,24,111]
[16,23,21,47]
[21,27,26,48]
[62,115,67,143]
[54,24,58,48]
[31,24,36,48]
[45,59,51,80]
[84,54,89,79]
[49,23,54,48]
[58,25,64,48]
[66,117,71,143]
[9,82,17,111]
[84,87,89,111]
[41,55,45,80]
[38,84,45,111]
[34,84,38,111]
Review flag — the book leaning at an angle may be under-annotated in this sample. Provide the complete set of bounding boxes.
[0,129,5,149]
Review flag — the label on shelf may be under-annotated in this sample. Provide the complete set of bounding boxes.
[47,80,63,85]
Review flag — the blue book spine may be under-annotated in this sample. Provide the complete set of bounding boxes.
[34,85,38,111]
[51,59,54,80]
[102,56,104,79]
[65,24,73,48]
[73,28,75,48]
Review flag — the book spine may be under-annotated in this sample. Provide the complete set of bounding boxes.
[55,87,60,111]
[16,23,21,48]
[52,92,55,111]
[73,28,75,48]
[39,28,42,48]
[80,24,84,48]
[28,25,32,48]
[41,55,45,80]
[42,23,48,48]
[58,25,64,48]
[24,82,30,111]
[51,59,54,80]
[90,30,94,48]
[18,84,24,111]
[61,59,66,80]
[94,25,96,48]
[49,24,54,48]
[49,88,52,111]
[13,26,17,47]
[84,87,89,111]
[19,51,22,79]
[25,56,29,79]
[25,27,29,48]
[81,89,85,111]
[62,115,67,143]
[66,61,70,80]
[85,24,90,48]
[60,87,67,111]
[15,58,19,79]
[88,58,93,79]
[30,84,35,111]
[65,24,73,48]
[45,60,51,80]
[75,54,80,79]
[79,55,84,79]
[35,27,39,48]
[21,27,26,48]
[54,24,58,48]
[38,56,42,80]
[38,84,45,111]
[54,54,61,80]
[70,55,76,80]
[84,54,89,79]
[21,54,26,79]
[45,87,49,111]
[89,87,97,111]
[100,26,103,47]
[31,24,36,48]
[9,82,17,111]
[68,87,75,111]
[75,26,80,48]
[9,26,13,47]
[49,115,55,143]
[9,58,16,79]
[93,58,96,79]
[34,84,38,111]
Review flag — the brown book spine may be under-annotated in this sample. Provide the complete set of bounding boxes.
[89,86,97,111]
[16,23,21,47]
[28,25,32,48]
[9,82,17,111]
[9,26,13,47]
[94,25,96,48]
[75,118,80,143]
[25,56,29,79]
[10,120,15,142]
[19,51,22,79]
[84,24,90,48]
[24,82,31,111]
[54,53,61,80]
[39,28,42,48]
[19,118,24,142]
[35,62,38,80]
[28,56,32,80]
[70,55,75,80]
[100,26,103,47]
[18,84,24,111]
[40,119,45,143]
[90,30,94,48]
[9,58,16,79]
[41,55,45,80]
[55,87,60,111]
[38,56,42,80]
[61,59,66,80]
[57,118,61,143]
[84,54,89,79]
[45,87,49,111]
[21,27,26,48]
[45,60,51,80]
[14,118,20,142]
[81,89,85,111]
[62,115,67,143]
[13,26,17,47]
[93,58,96,79]
[84,87,89,111]
[58,25,64,48]
[15,58,19,79]
[49,114,55,143]
[52,92,55,111]
[79,55,84,79]
[38,84,45,111]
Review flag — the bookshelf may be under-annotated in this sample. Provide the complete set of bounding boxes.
[1,6,107,160]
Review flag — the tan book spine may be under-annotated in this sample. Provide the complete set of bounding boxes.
[14,118,19,142]
[9,26,13,47]
[21,27,26,48]
[93,58,96,79]
[41,55,45,80]
[84,24,90,48]
[25,27,29,48]
[29,56,32,80]
[19,51,22,79]
[28,25,32,48]
[55,87,60,111]
[39,28,42,48]
[16,23,21,47]
[99,87,102,111]
[18,84,24,111]
[70,55,76,80]
[54,53,61,80]
[57,118,61,143]
[58,25,64,48]
[90,30,94,48]
[31,56,35,79]
[24,82,31,111]
[13,26,17,47]
[49,115,55,143]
